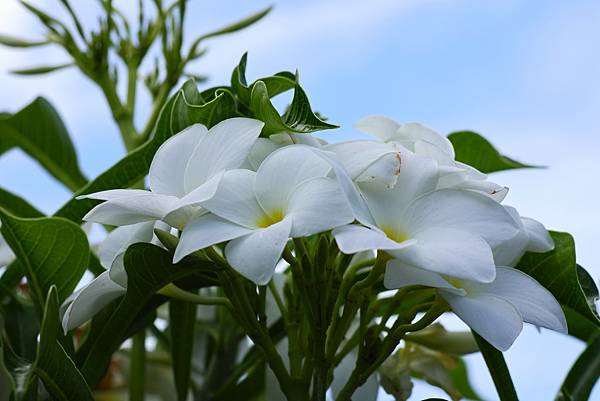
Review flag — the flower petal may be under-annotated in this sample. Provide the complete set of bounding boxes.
[149,124,207,196]
[441,292,523,351]
[287,177,354,237]
[225,218,292,285]
[471,267,567,333]
[98,222,155,269]
[325,140,402,187]
[78,189,150,201]
[254,146,331,215]
[359,151,439,228]
[355,115,401,142]
[333,224,415,254]
[61,271,125,333]
[200,169,265,229]
[82,193,180,226]
[384,259,464,295]
[390,227,496,282]
[404,189,520,247]
[183,118,263,193]
[174,214,253,262]
[522,217,554,253]
[0,235,15,266]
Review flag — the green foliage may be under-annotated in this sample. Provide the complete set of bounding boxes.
[0,210,89,314]
[556,332,600,401]
[448,131,534,173]
[0,34,50,48]
[169,298,198,401]
[76,243,217,386]
[0,188,43,218]
[517,232,600,340]
[0,97,87,191]
[24,286,95,401]
[472,332,519,401]
[10,62,74,76]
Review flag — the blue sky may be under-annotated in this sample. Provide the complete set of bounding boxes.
[0,0,598,399]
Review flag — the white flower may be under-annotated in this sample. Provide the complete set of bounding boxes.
[385,262,567,351]
[348,115,507,200]
[60,221,166,333]
[80,118,264,229]
[0,234,15,267]
[174,145,355,285]
[243,132,326,171]
[333,153,520,283]
[493,206,554,267]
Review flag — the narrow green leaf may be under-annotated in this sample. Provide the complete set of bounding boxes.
[0,33,50,48]
[472,331,519,401]
[1,296,39,362]
[556,332,600,401]
[0,210,89,313]
[197,6,272,41]
[450,358,482,401]
[54,80,237,223]
[10,62,74,75]
[448,131,535,173]
[29,286,95,401]
[77,243,217,386]
[517,232,600,337]
[170,298,197,401]
[0,97,87,191]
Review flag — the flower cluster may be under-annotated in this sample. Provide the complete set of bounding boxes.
[63,116,566,352]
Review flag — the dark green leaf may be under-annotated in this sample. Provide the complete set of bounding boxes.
[0,210,89,313]
[1,296,39,362]
[54,80,237,224]
[556,332,600,401]
[169,298,197,401]
[10,62,74,75]
[517,232,600,337]
[27,286,95,401]
[77,243,216,386]
[450,358,482,401]
[0,188,43,218]
[0,97,87,191]
[0,33,50,48]
[448,131,535,173]
[472,331,519,401]
[250,80,338,136]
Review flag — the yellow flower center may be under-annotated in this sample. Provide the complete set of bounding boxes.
[256,209,284,228]
[381,225,410,243]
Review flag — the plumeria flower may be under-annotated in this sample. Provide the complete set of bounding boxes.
[357,115,508,200]
[80,118,264,229]
[385,262,567,351]
[493,206,554,267]
[174,145,355,285]
[60,221,167,333]
[333,153,520,283]
[243,132,326,171]
[0,234,15,267]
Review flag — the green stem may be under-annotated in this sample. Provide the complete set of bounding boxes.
[158,283,233,312]
[129,330,146,401]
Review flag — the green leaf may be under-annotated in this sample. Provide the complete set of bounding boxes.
[448,131,535,173]
[450,358,482,401]
[0,33,50,48]
[54,80,237,224]
[10,62,74,75]
[26,286,95,401]
[196,6,272,41]
[556,332,600,401]
[1,296,39,362]
[0,188,43,218]
[169,298,197,401]
[0,210,90,313]
[472,331,519,401]
[231,53,296,106]
[0,97,87,191]
[77,243,217,387]
[517,232,600,338]
[250,79,338,136]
